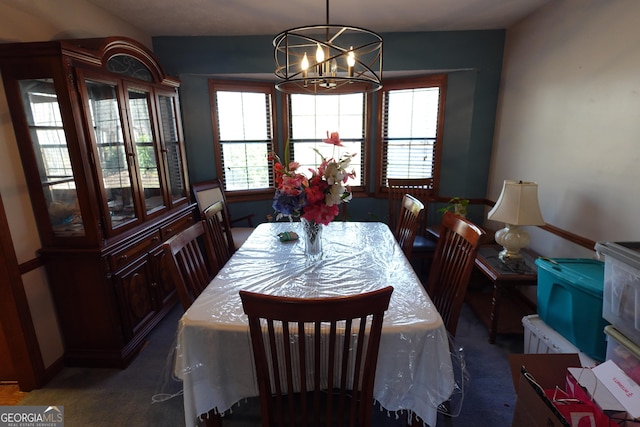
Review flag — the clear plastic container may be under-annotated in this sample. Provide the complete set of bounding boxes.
[604,325,640,385]
[595,242,640,345]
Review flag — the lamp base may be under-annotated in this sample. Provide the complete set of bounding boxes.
[497,247,524,263]
[494,224,530,263]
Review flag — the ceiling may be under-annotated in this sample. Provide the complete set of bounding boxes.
[85,0,552,37]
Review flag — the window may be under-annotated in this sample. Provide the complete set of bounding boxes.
[210,76,443,197]
[378,75,447,191]
[287,93,366,187]
[210,80,276,192]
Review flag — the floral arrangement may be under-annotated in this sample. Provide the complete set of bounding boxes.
[269,132,356,226]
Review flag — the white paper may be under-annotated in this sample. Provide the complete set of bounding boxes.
[591,360,640,419]
[567,367,625,412]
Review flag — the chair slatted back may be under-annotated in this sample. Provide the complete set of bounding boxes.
[162,221,218,310]
[203,201,234,267]
[387,178,433,234]
[240,286,394,427]
[394,194,425,257]
[426,211,485,336]
[192,179,225,217]
[192,179,255,251]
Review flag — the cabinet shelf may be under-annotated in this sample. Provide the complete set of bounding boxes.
[42,176,75,186]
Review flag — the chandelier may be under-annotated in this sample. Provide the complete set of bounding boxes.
[273,0,383,94]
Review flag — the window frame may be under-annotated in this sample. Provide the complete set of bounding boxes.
[209,79,279,201]
[282,92,372,195]
[209,75,446,202]
[375,74,448,196]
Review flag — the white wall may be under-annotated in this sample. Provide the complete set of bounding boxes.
[0,0,149,369]
[488,0,640,259]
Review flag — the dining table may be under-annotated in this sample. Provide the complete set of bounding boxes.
[174,221,455,427]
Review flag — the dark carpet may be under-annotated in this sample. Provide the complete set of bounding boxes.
[18,305,185,427]
[452,300,523,426]
[18,293,523,426]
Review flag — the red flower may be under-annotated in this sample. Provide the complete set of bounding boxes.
[322,131,343,147]
[304,176,327,204]
[302,203,339,225]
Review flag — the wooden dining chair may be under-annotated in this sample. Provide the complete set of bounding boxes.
[202,201,234,268]
[162,221,218,311]
[239,286,394,427]
[388,178,438,267]
[425,211,486,337]
[394,194,425,258]
[192,179,254,250]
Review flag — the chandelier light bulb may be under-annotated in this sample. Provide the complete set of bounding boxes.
[315,44,325,62]
[315,43,325,76]
[301,52,309,79]
[347,48,355,77]
[347,49,355,67]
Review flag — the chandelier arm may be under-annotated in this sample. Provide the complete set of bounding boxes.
[277,36,381,60]
[349,42,383,80]
[275,77,383,94]
[327,27,347,44]
[351,40,383,55]
[275,25,382,44]
[275,34,328,79]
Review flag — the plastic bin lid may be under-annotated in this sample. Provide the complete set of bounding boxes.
[534,258,604,296]
[595,241,640,270]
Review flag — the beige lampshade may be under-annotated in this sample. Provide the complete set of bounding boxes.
[487,180,545,226]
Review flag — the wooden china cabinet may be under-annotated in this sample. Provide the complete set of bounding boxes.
[0,37,195,367]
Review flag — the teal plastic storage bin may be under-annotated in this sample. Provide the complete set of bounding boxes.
[535,258,607,361]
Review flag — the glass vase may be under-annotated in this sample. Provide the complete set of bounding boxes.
[301,218,323,261]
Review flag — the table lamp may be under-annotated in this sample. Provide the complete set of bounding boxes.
[487,180,545,262]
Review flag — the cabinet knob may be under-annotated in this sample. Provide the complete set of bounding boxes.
[119,254,128,261]
[152,236,160,242]
[166,228,173,234]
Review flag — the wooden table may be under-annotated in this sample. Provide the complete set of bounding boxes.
[175,222,455,427]
[474,245,539,343]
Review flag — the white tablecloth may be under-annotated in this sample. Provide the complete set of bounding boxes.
[175,221,454,426]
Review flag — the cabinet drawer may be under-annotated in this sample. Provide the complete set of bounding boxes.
[160,213,194,241]
[110,231,162,271]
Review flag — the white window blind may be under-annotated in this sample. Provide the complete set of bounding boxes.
[382,81,441,186]
[288,93,364,186]
[213,87,273,191]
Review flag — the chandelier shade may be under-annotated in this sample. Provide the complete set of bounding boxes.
[273,2,382,94]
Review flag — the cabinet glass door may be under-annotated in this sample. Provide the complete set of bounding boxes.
[19,78,85,237]
[127,88,165,214]
[157,93,187,204]
[85,80,139,230]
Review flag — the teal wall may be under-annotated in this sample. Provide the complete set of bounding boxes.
[152,30,505,225]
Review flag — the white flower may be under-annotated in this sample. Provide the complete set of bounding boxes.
[325,183,345,206]
[323,162,342,185]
